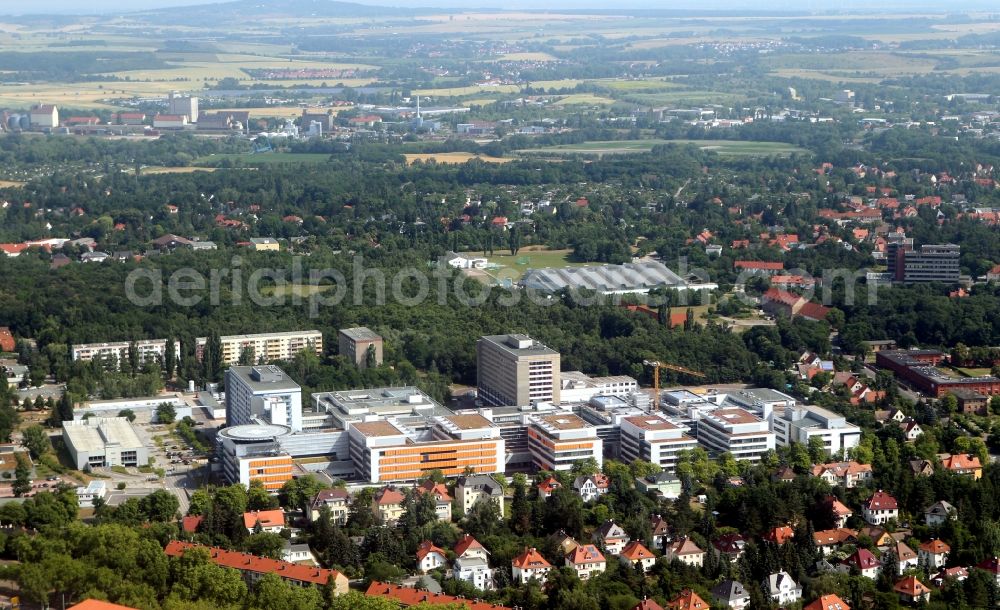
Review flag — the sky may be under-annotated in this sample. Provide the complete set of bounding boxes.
[10,0,998,13]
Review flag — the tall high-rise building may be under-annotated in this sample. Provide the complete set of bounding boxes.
[225,365,303,432]
[887,243,960,284]
[476,334,560,407]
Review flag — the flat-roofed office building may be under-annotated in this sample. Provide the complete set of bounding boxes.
[477,334,560,407]
[62,417,148,470]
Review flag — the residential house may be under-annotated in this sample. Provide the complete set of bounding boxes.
[565,544,606,580]
[249,237,280,252]
[282,542,315,565]
[631,600,664,610]
[918,539,950,570]
[666,589,709,610]
[365,582,511,610]
[593,520,630,555]
[416,540,448,573]
[976,556,1000,586]
[372,487,406,525]
[804,594,851,610]
[810,461,873,488]
[453,534,494,591]
[511,547,551,584]
[712,533,746,562]
[416,480,453,522]
[619,541,656,573]
[573,473,610,502]
[924,500,956,526]
[909,459,935,477]
[893,576,931,604]
[243,509,285,534]
[710,580,750,609]
[930,566,968,587]
[548,530,579,556]
[664,537,705,567]
[893,541,919,575]
[765,571,802,605]
[309,489,350,525]
[813,528,858,557]
[899,418,923,442]
[862,491,898,525]
[844,548,882,579]
[826,496,853,528]
[650,514,671,550]
[537,475,561,498]
[939,453,983,479]
[455,475,505,518]
[764,525,795,546]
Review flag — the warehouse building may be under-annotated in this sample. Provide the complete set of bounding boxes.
[62,417,148,470]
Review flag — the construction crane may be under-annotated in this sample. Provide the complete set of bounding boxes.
[643,359,707,409]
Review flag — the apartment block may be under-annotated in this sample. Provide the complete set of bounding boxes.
[477,334,560,406]
[697,408,776,463]
[619,413,698,473]
[225,365,303,432]
[526,413,601,471]
[71,339,179,367]
[198,331,322,366]
[337,327,384,369]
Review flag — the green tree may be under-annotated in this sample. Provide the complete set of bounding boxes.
[243,533,286,560]
[139,489,181,522]
[248,480,280,511]
[21,424,50,459]
[279,476,324,513]
[164,337,177,379]
[117,409,137,422]
[0,403,21,443]
[156,402,176,424]
[12,452,31,497]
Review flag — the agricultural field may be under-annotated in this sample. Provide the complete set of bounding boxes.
[552,94,617,106]
[404,153,512,165]
[519,139,808,157]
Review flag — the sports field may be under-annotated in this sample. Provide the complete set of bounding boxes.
[460,247,587,283]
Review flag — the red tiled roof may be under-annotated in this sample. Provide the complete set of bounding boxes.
[667,590,708,610]
[765,525,795,545]
[165,541,344,586]
[920,539,950,554]
[804,594,851,610]
[735,260,783,271]
[242,509,284,530]
[415,540,447,561]
[865,490,898,511]
[68,601,139,610]
[375,487,405,505]
[454,534,486,557]
[366,582,510,610]
[417,480,453,501]
[512,547,551,569]
[181,515,203,534]
[566,544,605,565]
[894,576,930,597]
[632,600,665,610]
[620,540,655,561]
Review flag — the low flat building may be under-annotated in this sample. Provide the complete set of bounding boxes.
[197,331,322,367]
[876,350,1000,398]
[772,405,862,456]
[519,260,717,295]
[62,417,147,470]
[71,339,179,368]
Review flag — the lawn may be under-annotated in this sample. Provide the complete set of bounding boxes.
[520,139,807,157]
[954,367,994,378]
[553,94,616,106]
